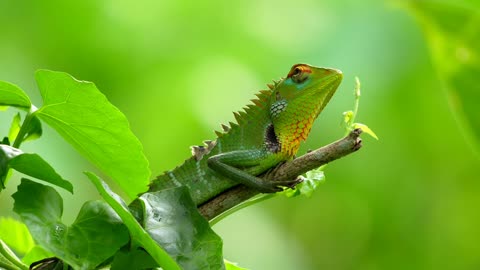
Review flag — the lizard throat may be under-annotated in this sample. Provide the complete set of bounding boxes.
[278,117,315,156]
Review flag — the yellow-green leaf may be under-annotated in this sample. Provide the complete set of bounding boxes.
[353,123,379,140]
[0,81,31,109]
[0,217,34,255]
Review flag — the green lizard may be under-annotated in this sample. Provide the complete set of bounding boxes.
[148,64,343,205]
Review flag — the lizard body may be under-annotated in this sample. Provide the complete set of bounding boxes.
[148,64,342,205]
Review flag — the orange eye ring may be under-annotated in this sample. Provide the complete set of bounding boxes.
[288,64,311,83]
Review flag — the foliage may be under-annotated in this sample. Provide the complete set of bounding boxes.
[13,179,129,270]
[407,1,480,153]
[34,70,150,199]
[0,71,229,269]
[0,0,479,269]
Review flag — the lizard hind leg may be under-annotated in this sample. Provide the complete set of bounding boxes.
[207,150,297,193]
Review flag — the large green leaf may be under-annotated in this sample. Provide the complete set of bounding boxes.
[12,179,129,270]
[0,81,31,109]
[85,172,180,270]
[138,187,224,269]
[111,248,159,270]
[34,70,150,199]
[408,2,480,151]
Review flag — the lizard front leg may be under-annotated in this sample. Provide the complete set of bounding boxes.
[207,150,299,193]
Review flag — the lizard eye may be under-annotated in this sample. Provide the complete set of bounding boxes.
[292,67,302,76]
[288,65,310,84]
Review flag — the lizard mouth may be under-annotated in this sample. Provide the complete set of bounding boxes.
[315,68,343,105]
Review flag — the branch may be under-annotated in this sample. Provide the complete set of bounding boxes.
[199,128,363,220]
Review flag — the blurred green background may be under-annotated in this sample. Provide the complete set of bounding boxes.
[1,0,479,269]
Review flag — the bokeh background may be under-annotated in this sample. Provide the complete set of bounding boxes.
[1,0,479,269]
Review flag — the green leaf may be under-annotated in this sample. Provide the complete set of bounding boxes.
[137,187,224,269]
[408,2,480,151]
[225,259,249,270]
[0,240,29,270]
[8,152,73,193]
[85,172,181,270]
[0,81,31,109]
[111,248,159,270]
[0,144,73,192]
[22,115,43,142]
[0,144,22,188]
[284,168,325,198]
[12,179,129,270]
[34,70,150,199]
[1,137,9,145]
[21,246,54,266]
[0,217,34,255]
[342,110,354,127]
[8,113,21,143]
[353,123,379,140]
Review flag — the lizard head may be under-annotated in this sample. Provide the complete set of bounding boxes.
[270,64,343,156]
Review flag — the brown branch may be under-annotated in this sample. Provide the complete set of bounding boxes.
[198,129,363,220]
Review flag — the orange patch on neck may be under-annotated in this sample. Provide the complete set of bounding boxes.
[280,117,314,156]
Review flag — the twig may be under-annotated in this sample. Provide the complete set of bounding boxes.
[199,129,363,220]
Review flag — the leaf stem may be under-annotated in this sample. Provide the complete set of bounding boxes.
[12,106,37,148]
[0,261,18,270]
[351,76,361,125]
[0,240,29,270]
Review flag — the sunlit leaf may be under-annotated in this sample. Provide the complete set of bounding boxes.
[0,81,31,109]
[85,172,181,270]
[353,123,379,140]
[0,217,34,255]
[0,240,29,270]
[8,113,21,143]
[12,179,129,270]
[137,187,224,269]
[225,259,249,270]
[342,110,354,126]
[34,70,150,199]
[21,246,53,266]
[284,168,325,198]
[408,2,480,151]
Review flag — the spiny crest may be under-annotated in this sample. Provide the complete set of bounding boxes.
[221,124,230,132]
[213,80,282,138]
[191,140,217,161]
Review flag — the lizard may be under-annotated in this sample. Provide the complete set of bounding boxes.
[148,63,343,206]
